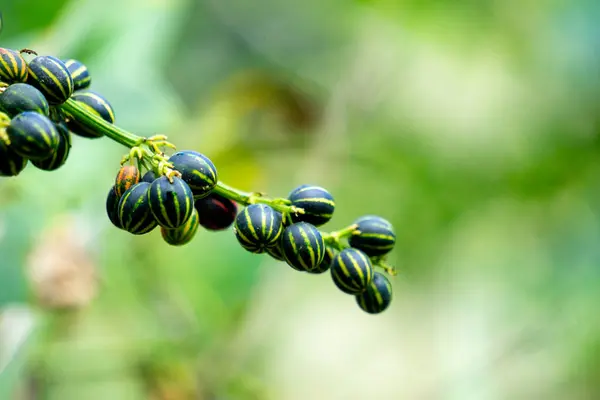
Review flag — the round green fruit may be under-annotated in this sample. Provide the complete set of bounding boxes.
[31,122,71,171]
[62,59,91,91]
[356,272,393,314]
[118,182,158,235]
[0,135,28,176]
[280,222,325,272]
[348,215,396,257]
[168,150,217,198]
[0,83,49,117]
[106,185,124,230]
[330,248,373,295]
[27,55,73,105]
[0,48,28,83]
[288,184,335,227]
[234,204,283,253]
[148,176,195,229]
[161,208,199,246]
[6,111,59,160]
[308,246,335,274]
[141,170,156,183]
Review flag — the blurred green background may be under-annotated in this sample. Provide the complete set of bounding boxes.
[1,0,600,398]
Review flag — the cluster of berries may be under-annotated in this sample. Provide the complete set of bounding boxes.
[0,48,115,175]
[0,46,397,315]
[233,190,396,314]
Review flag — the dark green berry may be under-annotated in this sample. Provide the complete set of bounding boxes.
[356,272,392,314]
[168,150,217,198]
[194,193,237,231]
[62,59,91,90]
[106,185,124,229]
[0,48,28,83]
[66,90,115,138]
[308,246,335,274]
[6,111,59,160]
[330,248,373,295]
[348,215,396,257]
[118,182,158,235]
[0,134,28,176]
[27,55,73,105]
[31,122,71,171]
[141,170,156,183]
[266,242,286,261]
[148,176,195,229]
[281,222,325,272]
[234,204,283,253]
[0,83,49,117]
[288,184,335,226]
[161,208,199,246]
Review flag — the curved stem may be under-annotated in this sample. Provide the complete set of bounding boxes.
[61,99,141,148]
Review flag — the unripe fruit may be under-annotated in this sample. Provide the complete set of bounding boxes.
[168,150,217,198]
[0,48,28,83]
[308,246,335,274]
[348,215,396,257]
[355,272,393,314]
[6,111,60,160]
[106,185,124,229]
[161,208,200,246]
[27,55,73,105]
[141,170,156,183]
[194,193,237,231]
[288,184,335,226]
[0,83,49,117]
[234,204,283,253]
[0,133,28,176]
[31,122,71,171]
[118,182,158,235]
[148,176,195,229]
[280,222,325,272]
[63,59,91,90]
[330,248,373,295]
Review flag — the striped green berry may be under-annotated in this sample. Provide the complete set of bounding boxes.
[194,193,237,231]
[118,182,158,235]
[161,208,199,246]
[0,83,49,117]
[6,111,59,160]
[0,133,28,177]
[0,48,28,83]
[348,215,396,257]
[288,184,335,226]
[148,176,195,229]
[356,272,392,314]
[330,248,373,295]
[31,122,71,171]
[234,204,283,253]
[281,222,325,272]
[106,185,124,229]
[66,90,115,138]
[27,55,73,105]
[62,59,91,90]
[266,242,286,261]
[168,150,217,198]
[115,165,140,197]
[308,246,335,274]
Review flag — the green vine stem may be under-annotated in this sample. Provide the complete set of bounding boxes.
[59,99,395,275]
